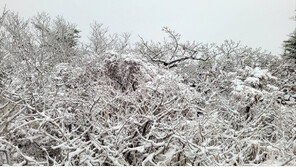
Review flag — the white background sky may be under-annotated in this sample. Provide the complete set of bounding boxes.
[0,0,295,55]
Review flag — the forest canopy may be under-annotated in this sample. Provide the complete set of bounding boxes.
[0,9,295,166]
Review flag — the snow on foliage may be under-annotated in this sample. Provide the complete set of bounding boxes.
[0,9,295,166]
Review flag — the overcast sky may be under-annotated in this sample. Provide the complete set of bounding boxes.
[0,0,295,55]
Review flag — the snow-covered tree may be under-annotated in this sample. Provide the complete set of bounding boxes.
[283,31,296,62]
[0,9,295,166]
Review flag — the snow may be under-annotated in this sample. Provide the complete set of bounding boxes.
[245,77,260,85]
[232,79,244,91]
[253,67,268,79]
[267,84,279,91]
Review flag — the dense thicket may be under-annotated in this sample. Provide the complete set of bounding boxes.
[0,9,295,166]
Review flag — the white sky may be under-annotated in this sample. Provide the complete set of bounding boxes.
[0,0,295,55]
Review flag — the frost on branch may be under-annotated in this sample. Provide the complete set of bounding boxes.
[0,10,295,166]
